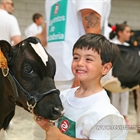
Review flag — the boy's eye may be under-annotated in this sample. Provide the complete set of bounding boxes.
[73,56,79,60]
[86,58,93,61]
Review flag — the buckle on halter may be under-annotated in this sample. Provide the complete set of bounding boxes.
[2,68,9,77]
[27,101,37,113]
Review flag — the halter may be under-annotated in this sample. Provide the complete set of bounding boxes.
[5,71,60,113]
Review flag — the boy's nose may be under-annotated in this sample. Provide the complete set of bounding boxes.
[77,59,84,66]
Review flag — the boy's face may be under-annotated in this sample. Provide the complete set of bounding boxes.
[72,48,111,82]
[36,17,44,26]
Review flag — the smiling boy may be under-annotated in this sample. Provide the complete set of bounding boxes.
[36,33,128,140]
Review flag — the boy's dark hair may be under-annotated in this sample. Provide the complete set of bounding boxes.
[73,33,120,66]
[32,13,42,22]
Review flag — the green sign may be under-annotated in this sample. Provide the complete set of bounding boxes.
[48,0,68,42]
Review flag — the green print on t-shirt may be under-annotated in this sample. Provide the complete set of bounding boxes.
[57,116,76,138]
[48,0,68,42]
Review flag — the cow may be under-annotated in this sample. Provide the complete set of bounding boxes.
[0,37,64,132]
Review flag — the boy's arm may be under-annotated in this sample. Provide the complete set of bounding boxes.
[46,126,88,140]
[35,118,88,140]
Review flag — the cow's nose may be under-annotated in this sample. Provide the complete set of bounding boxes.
[52,107,64,116]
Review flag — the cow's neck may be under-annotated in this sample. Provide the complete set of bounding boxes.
[0,71,16,130]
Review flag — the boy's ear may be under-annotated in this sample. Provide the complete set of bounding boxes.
[102,62,112,75]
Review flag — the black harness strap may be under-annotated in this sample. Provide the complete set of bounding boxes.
[7,72,19,100]
[7,71,60,104]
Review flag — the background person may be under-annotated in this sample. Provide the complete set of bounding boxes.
[1,0,13,14]
[110,22,131,126]
[0,0,21,45]
[25,13,44,38]
[0,0,21,139]
[36,0,112,91]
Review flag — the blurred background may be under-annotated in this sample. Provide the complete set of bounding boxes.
[7,0,140,139]
[12,0,140,39]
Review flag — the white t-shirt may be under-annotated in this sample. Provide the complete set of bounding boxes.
[0,9,21,44]
[57,87,128,139]
[24,23,42,38]
[45,0,111,81]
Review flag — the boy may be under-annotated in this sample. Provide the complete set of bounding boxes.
[36,33,128,140]
[25,13,44,38]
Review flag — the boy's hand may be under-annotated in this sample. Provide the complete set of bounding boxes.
[35,116,79,140]
[71,77,80,88]
[34,116,50,130]
[35,116,62,140]
[46,125,62,140]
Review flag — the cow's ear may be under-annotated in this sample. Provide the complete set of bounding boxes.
[0,40,13,62]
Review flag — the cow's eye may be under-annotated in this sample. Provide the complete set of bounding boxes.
[24,65,33,74]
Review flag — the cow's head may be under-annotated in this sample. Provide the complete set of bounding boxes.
[0,37,64,129]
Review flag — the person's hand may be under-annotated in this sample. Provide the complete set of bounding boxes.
[46,125,63,140]
[34,116,50,130]
[35,116,63,140]
[35,116,75,140]
[71,77,80,88]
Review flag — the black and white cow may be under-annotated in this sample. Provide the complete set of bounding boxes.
[0,37,64,130]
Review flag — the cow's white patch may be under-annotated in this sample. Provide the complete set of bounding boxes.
[30,42,48,66]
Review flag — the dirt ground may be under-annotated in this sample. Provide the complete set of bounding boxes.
[6,93,140,140]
